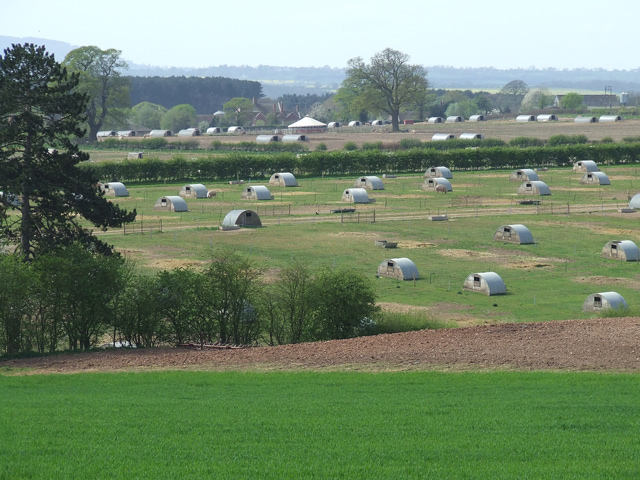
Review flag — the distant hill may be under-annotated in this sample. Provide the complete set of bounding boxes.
[3,36,640,96]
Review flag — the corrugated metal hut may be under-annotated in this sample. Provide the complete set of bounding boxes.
[127,152,143,160]
[509,169,539,181]
[493,224,534,244]
[459,133,483,140]
[463,272,506,296]
[177,128,201,137]
[348,121,361,127]
[256,135,279,143]
[179,184,209,199]
[117,130,137,137]
[601,240,640,261]
[573,160,599,173]
[599,115,622,122]
[582,292,628,312]
[422,178,453,192]
[424,166,453,179]
[269,172,298,187]
[629,193,640,209]
[328,122,341,128]
[227,126,245,134]
[206,127,222,134]
[446,115,464,123]
[221,209,262,228]
[377,258,420,281]
[97,131,117,138]
[574,116,598,123]
[469,114,486,122]
[342,188,370,203]
[432,133,455,141]
[537,114,558,121]
[517,181,551,195]
[149,129,172,137]
[100,182,129,197]
[580,172,610,185]
[428,117,444,124]
[154,196,188,212]
[516,115,536,122]
[371,120,384,126]
[241,185,273,200]
[282,134,308,142]
[354,176,384,190]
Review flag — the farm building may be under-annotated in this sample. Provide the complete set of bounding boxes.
[342,188,371,203]
[100,182,129,197]
[446,116,464,123]
[463,272,506,296]
[177,128,201,137]
[206,127,222,134]
[424,166,453,179]
[517,181,551,195]
[459,133,483,140]
[149,129,173,137]
[282,134,308,142]
[241,185,273,200]
[536,114,558,121]
[573,160,599,173]
[376,258,420,281]
[256,135,279,143]
[117,130,137,137]
[221,209,262,228]
[599,115,622,122]
[580,172,610,185]
[428,117,444,124]
[516,115,536,122]
[127,152,143,160]
[288,117,327,134]
[227,126,245,134]
[422,178,453,192]
[493,224,534,244]
[574,116,598,123]
[154,196,188,212]
[179,184,209,199]
[509,169,539,182]
[269,172,298,187]
[354,176,385,190]
[432,133,455,141]
[327,122,341,128]
[469,114,486,122]
[629,193,640,209]
[582,292,628,313]
[97,131,116,138]
[371,120,384,126]
[601,240,640,261]
[348,120,362,127]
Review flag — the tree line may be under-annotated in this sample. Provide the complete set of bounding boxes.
[0,248,378,355]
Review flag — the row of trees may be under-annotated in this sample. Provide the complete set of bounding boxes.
[0,248,379,355]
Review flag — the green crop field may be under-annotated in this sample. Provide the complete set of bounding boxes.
[91,164,640,325]
[1,370,639,479]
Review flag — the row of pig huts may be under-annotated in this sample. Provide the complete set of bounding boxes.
[515,114,622,123]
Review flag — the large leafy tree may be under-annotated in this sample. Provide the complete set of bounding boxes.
[130,101,167,129]
[560,92,584,110]
[160,104,197,132]
[63,46,129,142]
[222,97,255,126]
[0,43,136,262]
[340,48,429,131]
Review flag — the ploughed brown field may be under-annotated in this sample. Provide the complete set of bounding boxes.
[5,317,640,374]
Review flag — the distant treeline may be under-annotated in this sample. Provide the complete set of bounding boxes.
[84,143,640,183]
[127,76,263,114]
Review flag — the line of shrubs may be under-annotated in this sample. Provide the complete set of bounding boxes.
[82,142,640,183]
[0,247,379,356]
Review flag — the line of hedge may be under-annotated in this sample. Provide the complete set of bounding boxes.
[81,143,640,183]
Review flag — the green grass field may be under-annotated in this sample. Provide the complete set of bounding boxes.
[1,370,639,479]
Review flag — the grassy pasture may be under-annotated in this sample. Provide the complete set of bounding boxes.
[1,370,639,479]
[96,165,640,326]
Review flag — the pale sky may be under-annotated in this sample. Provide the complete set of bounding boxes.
[2,0,639,71]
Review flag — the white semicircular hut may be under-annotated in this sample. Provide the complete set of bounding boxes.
[493,224,534,244]
[463,272,506,296]
[422,178,452,192]
[354,175,384,190]
[424,166,453,179]
[509,169,539,182]
[241,185,273,200]
[377,258,419,281]
[580,172,610,185]
[269,172,298,187]
[601,240,640,261]
[342,188,370,204]
[582,292,628,312]
[154,195,188,212]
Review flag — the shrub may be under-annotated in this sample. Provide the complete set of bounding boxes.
[547,134,589,146]
[315,143,328,151]
[343,141,358,151]
[622,136,640,143]
[509,137,545,148]
[367,311,454,335]
[600,137,615,144]
[399,138,424,150]
[361,141,383,150]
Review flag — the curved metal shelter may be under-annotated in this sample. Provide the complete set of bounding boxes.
[516,115,536,122]
[573,160,599,173]
[509,169,539,182]
[463,272,506,296]
[446,116,464,123]
[459,133,483,140]
[221,209,262,228]
[422,178,452,192]
[517,181,551,195]
[574,116,598,123]
[469,115,486,122]
[580,172,610,185]
[629,193,640,209]
[348,121,361,127]
[428,117,444,124]
[241,185,273,200]
[432,133,455,141]
[537,114,558,121]
[179,184,209,199]
[601,240,640,261]
[206,127,222,134]
[327,122,341,128]
[100,182,129,197]
[493,224,534,244]
[424,166,453,179]
[354,176,384,190]
[154,195,188,212]
[256,135,279,143]
[377,258,420,281]
[582,292,628,312]
[269,172,298,187]
[149,129,173,137]
[342,188,370,204]
[177,128,201,136]
[227,126,245,134]
[599,115,622,122]
[282,134,308,142]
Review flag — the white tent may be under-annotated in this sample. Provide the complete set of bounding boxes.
[287,117,327,128]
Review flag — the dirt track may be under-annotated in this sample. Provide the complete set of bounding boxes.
[4,317,640,374]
